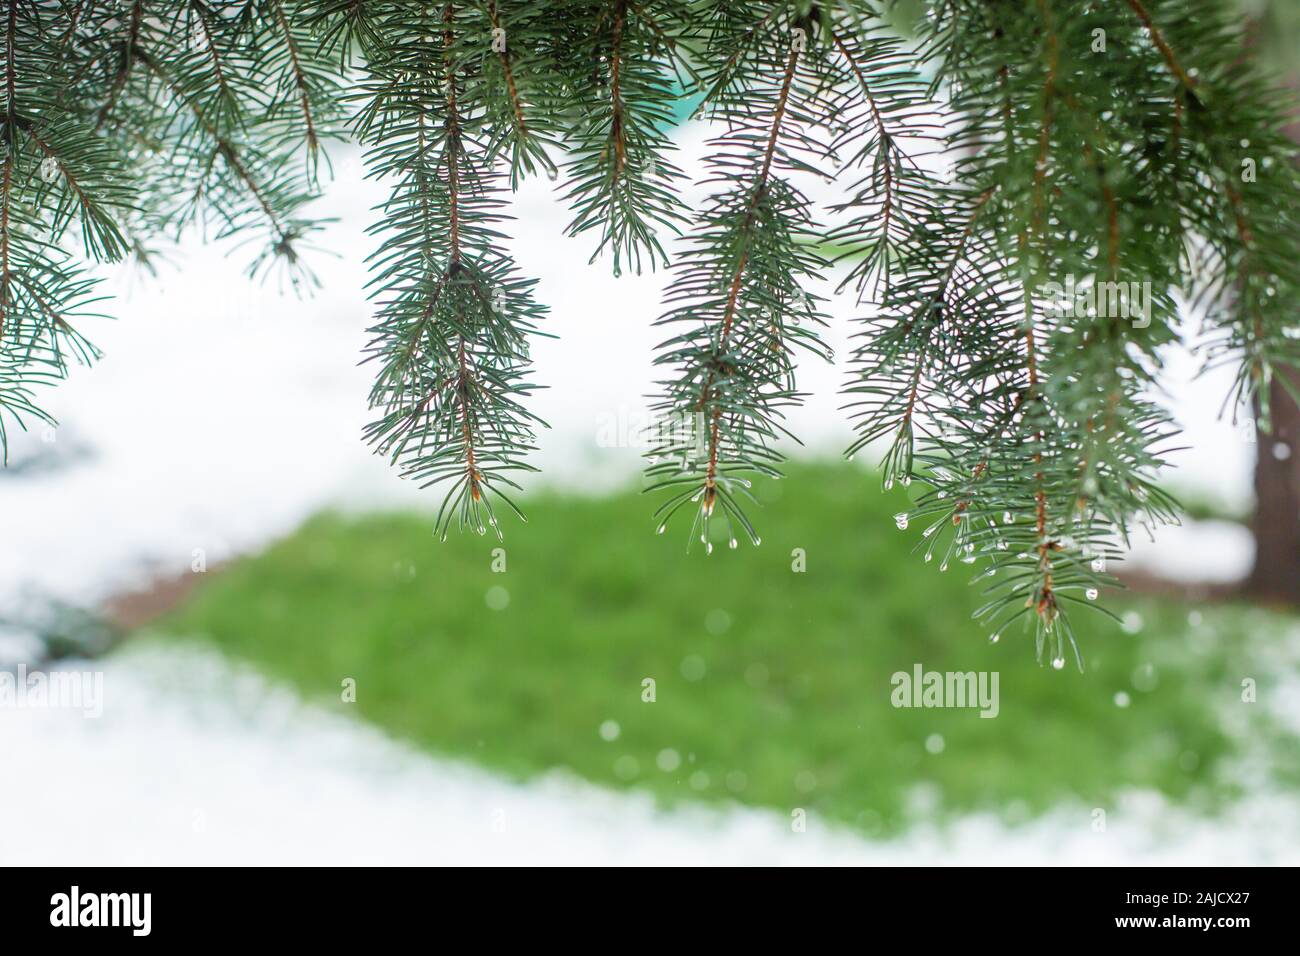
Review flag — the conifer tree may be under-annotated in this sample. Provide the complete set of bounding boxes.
[2,1,1296,662]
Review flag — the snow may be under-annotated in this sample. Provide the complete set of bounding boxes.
[1125,520,1255,584]
[3,644,1296,866]
[0,128,1289,866]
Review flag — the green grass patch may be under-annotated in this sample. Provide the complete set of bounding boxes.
[145,461,1299,835]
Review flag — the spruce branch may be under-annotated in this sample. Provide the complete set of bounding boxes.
[647,3,838,550]
[0,0,1295,665]
[472,0,559,183]
[558,0,691,275]
[356,0,547,540]
[865,0,1206,664]
[1,0,130,458]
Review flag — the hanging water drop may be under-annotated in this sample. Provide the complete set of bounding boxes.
[1051,656,1065,670]
[989,633,1001,644]
[894,512,909,530]
[40,156,59,183]
[545,165,559,182]
[1003,511,1014,524]
[1085,587,1098,600]
[728,538,738,550]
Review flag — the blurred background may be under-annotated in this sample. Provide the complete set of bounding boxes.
[0,2,1298,865]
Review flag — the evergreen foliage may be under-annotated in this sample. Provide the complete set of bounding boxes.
[2,0,1296,660]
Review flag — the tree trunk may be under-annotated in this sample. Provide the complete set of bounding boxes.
[1242,6,1300,606]
[1246,366,1300,605]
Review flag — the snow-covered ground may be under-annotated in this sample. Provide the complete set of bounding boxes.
[0,126,1280,865]
[4,643,1297,866]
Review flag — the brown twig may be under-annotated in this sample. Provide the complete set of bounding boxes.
[698,47,800,512]
[1021,0,1061,623]
[1124,0,1199,92]
[487,0,527,139]
[609,0,627,181]
[442,1,480,500]
[1,0,17,341]
[138,51,289,245]
[270,0,319,152]
[95,0,144,131]
[830,28,896,244]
